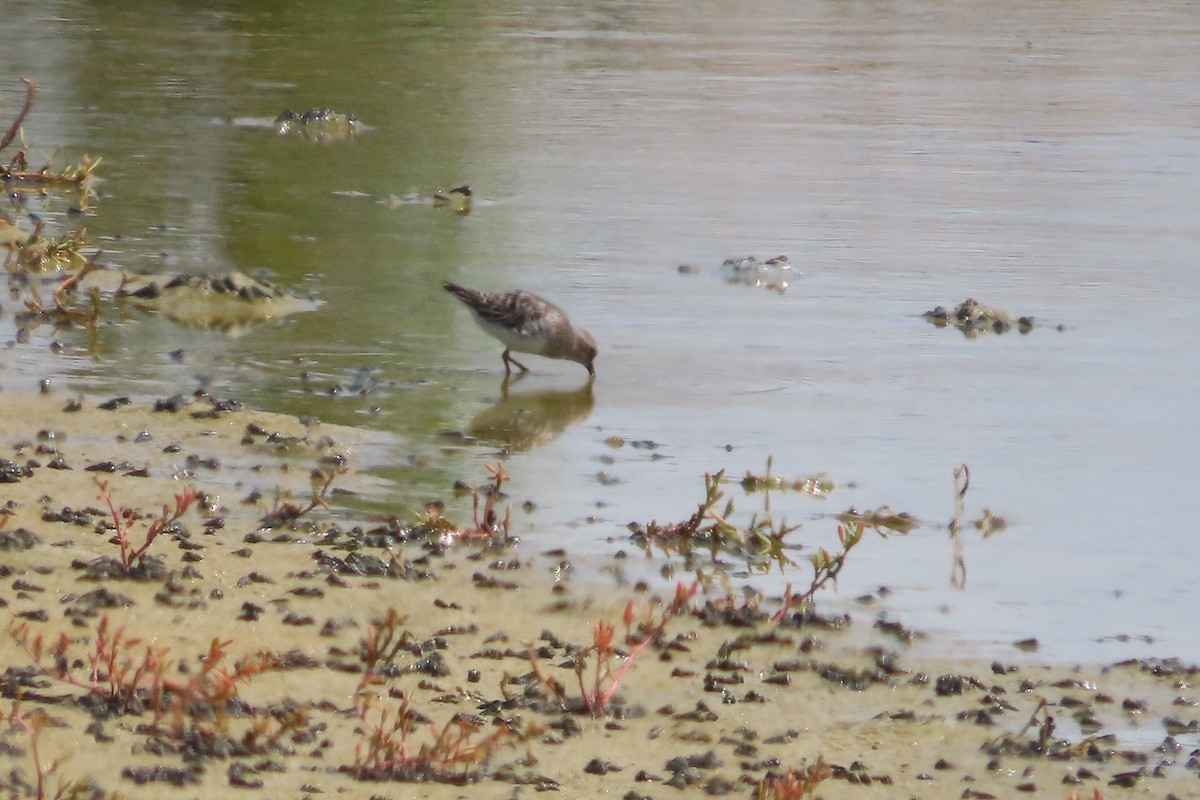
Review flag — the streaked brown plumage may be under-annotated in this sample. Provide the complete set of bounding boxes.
[443,283,597,376]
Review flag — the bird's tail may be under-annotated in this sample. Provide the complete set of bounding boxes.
[443,282,485,308]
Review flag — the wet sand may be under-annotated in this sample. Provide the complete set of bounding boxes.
[1,391,1196,799]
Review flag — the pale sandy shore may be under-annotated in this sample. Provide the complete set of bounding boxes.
[1,390,1196,800]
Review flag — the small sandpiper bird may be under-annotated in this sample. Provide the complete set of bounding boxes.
[443,283,597,376]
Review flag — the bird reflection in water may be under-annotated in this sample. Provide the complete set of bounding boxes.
[467,376,595,452]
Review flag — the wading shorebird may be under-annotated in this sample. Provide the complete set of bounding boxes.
[443,282,597,377]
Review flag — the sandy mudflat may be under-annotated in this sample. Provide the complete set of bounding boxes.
[1,390,1196,800]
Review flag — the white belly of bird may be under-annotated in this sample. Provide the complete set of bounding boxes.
[475,317,551,356]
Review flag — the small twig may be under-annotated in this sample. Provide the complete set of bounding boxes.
[950,464,970,588]
[1,76,38,152]
[771,521,864,622]
[52,247,101,307]
[94,477,198,568]
[568,580,699,714]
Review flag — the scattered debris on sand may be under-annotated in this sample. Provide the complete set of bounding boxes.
[0,393,1194,799]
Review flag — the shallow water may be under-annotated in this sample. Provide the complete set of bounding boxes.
[3,0,1198,663]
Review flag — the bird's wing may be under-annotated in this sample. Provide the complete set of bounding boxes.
[475,291,564,337]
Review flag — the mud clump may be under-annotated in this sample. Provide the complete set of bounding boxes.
[924,297,1054,336]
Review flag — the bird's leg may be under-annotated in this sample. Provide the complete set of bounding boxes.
[502,349,530,375]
